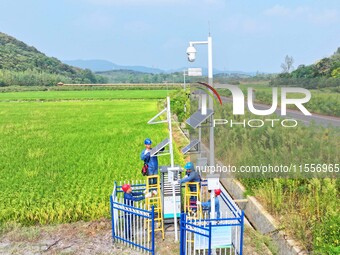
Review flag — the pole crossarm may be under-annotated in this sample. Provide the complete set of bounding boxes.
[147,108,168,124]
[189,41,208,46]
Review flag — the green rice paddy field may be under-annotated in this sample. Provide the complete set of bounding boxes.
[0,89,171,101]
[0,90,182,226]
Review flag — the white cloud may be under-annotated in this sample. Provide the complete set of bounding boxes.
[84,0,224,6]
[242,19,268,33]
[85,0,182,6]
[308,9,339,25]
[221,17,269,34]
[264,5,310,18]
[264,5,291,17]
[202,0,225,5]
[161,37,186,50]
[123,21,153,34]
[73,11,115,30]
[264,5,339,25]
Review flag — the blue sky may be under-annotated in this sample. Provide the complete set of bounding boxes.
[0,0,339,72]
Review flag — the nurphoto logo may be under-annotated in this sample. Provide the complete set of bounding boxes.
[198,83,312,128]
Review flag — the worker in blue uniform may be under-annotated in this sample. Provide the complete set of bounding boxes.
[122,183,151,239]
[173,162,201,211]
[197,189,221,219]
[140,138,163,185]
[173,162,201,192]
[122,183,148,206]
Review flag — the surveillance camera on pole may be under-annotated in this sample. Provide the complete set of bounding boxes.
[186,45,197,62]
[186,37,214,168]
[186,36,216,254]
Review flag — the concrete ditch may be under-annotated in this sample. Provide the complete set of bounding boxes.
[220,178,308,255]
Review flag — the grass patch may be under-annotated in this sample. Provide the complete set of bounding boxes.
[0,89,173,101]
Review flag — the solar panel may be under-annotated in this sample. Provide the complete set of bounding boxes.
[186,109,214,128]
[150,138,169,156]
[181,139,200,154]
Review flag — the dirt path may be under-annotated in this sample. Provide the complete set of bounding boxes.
[0,219,136,255]
[0,219,274,255]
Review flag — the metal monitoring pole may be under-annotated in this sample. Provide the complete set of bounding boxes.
[207,35,214,168]
[207,36,216,224]
[148,96,178,242]
[167,97,178,242]
[187,35,216,255]
[187,35,215,211]
[167,97,174,168]
[186,36,214,167]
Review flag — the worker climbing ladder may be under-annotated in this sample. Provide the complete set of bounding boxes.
[183,182,202,218]
[145,175,165,241]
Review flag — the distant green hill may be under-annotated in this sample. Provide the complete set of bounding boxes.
[291,47,340,79]
[64,59,165,73]
[0,32,105,86]
[271,48,340,89]
[96,69,168,83]
[96,69,204,84]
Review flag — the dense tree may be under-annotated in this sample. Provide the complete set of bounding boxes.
[331,67,340,78]
[291,65,315,78]
[0,32,103,86]
[271,48,340,88]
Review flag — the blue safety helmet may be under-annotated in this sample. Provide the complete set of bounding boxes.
[144,138,152,145]
[184,162,194,171]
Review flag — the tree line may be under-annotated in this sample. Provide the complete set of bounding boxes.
[270,48,340,88]
[0,69,107,87]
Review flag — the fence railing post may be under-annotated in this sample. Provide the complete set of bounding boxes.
[240,210,244,255]
[180,213,184,255]
[208,222,212,255]
[110,195,115,241]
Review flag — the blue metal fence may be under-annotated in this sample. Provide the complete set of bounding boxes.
[180,187,244,255]
[110,181,156,254]
[110,180,244,255]
[180,213,244,255]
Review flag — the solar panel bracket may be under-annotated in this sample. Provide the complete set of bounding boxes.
[147,108,168,124]
[181,139,201,154]
[185,109,214,129]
